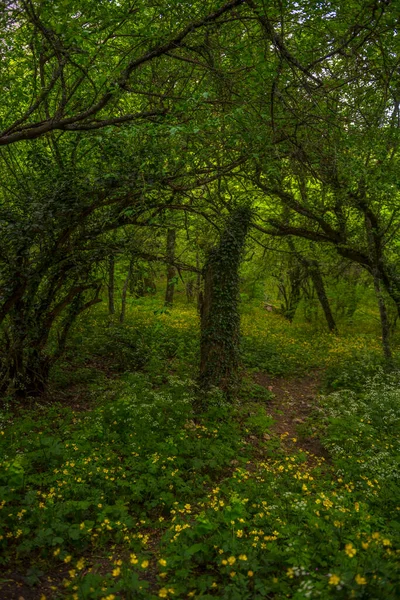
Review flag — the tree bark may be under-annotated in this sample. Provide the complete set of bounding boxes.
[308,262,337,333]
[364,215,392,363]
[164,229,176,307]
[199,206,252,395]
[186,279,195,302]
[374,277,392,363]
[280,263,302,322]
[287,240,336,332]
[196,251,202,313]
[108,255,115,315]
[120,259,134,324]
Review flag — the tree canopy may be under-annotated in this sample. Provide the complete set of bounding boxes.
[1,0,400,390]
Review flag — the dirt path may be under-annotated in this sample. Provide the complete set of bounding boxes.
[254,370,329,460]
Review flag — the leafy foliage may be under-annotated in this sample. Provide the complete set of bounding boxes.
[0,301,399,599]
[1,0,400,597]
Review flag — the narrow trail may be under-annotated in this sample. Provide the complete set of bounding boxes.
[254,370,329,460]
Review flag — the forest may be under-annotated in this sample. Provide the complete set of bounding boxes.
[0,0,399,598]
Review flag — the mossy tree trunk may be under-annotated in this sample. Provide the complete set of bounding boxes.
[199,206,252,395]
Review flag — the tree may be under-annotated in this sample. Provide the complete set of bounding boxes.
[0,0,247,145]
[0,127,166,395]
[164,229,177,307]
[199,205,252,395]
[236,0,400,356]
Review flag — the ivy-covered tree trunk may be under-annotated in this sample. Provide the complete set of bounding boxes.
[199,206,252,395]
[164,229,176,307]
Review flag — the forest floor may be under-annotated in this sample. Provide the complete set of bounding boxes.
[254,371,323,454]
[1,370,325,600]
[0,301,399,599]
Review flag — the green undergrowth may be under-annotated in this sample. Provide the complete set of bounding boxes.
[1,369,399,599]
[60,299,392,382]
[0,303,399,599]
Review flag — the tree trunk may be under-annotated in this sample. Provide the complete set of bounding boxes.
[365,215,393,363]
[373,276,392,363]
[108,255,115,315]
[186,279,195,302]
[164,229,176,307]
[120,259,134,324]
[280,263,302,322]
[286,241,336,332]
[196,251,202,313]
[199,206,252,395]
[19,354,50,397]
[302,277,316,323]
[308,262,337,333]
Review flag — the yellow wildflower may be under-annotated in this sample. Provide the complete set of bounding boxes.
[345,543,357,557]
[355,574,367,585]
[329,574,340,585]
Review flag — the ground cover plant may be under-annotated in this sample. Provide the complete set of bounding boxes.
[0,300,399,599]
